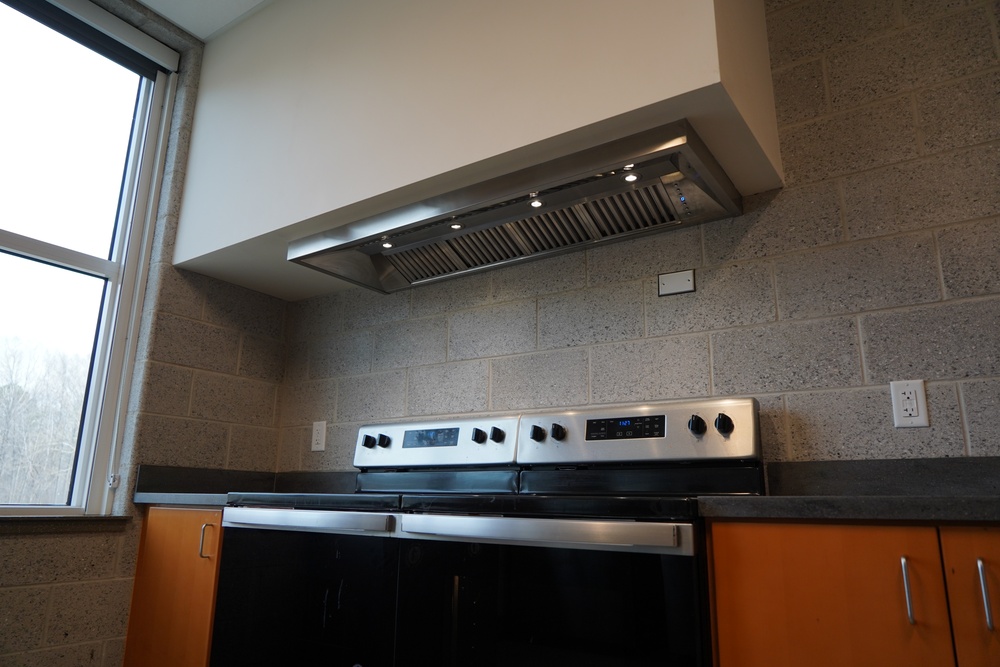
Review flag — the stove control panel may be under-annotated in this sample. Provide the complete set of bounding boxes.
[354,416,520,469]
[517,398,759,465]
[355,399,759,469]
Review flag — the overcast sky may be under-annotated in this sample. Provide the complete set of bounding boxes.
[0,3,140,358]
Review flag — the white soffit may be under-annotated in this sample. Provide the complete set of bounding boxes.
[135,0,271,41]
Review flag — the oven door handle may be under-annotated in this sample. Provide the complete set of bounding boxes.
[399,514,693,556]
[222,506,395,535]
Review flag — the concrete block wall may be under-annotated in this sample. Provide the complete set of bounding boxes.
[0,526,132,666]
[280,0,1000,468]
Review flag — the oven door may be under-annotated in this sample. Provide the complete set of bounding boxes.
[210,508,399,667]
[211,507,707,667]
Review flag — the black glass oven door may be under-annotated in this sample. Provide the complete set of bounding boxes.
[210,527,399,667]
[394,538,704,667]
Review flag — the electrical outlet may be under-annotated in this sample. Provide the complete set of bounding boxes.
[311,421,327,451]
[890,380,929,428]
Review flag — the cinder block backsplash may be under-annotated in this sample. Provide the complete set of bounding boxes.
[277,0,1000,468]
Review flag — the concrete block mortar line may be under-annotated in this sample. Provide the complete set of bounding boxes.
[222,424,233,470]
[184,368,195,418]
[402,366,411,417]
[855,312,872,387]
[820,51,833,114]
[991,0,1000,57]
[953,381,973,457]
[767,259,780,323]
[834,178,849,243]
[696,218,707,269]
[778,393,793,462]
[585,345,593,406]
[268,423,280,473]
[533,295,540,353]
[38,581,58,651]
[930,228,949,303]
[444,308,452,363]
[706,332,715,397]
[485,356,493,412]
[331,375,339,426]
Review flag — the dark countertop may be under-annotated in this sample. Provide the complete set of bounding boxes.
[701,457,1000,523]
[134,458,1000,524]
[698,495,1000,523]
[132,465,358,506]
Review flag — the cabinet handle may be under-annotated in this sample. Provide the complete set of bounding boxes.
[978,559,995,632]
[198,523,214,559]
[900,556,916,625]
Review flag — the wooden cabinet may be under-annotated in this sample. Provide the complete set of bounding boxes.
[124,507,224,667]
[940,526,1000,667]
[709,522,955,667]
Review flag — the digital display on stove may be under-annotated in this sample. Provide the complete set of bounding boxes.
[402,427,460,449]
[585,415,665,441]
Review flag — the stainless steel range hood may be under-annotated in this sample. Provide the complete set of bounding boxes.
[288,120,741,294]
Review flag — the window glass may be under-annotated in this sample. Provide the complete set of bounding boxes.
[0,252,104,504]
[0,2,139,259]
[0,0,171,512]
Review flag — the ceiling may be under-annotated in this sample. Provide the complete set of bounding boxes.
[136,0,272,41]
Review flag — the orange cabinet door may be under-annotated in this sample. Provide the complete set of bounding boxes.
[124,507,224,667]
[710,522,955,667]
[940,526,1000,667]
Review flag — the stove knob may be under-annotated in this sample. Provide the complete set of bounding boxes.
[530,425,547,441]
[362,434,377,449]
[550,423,567,441]
[376,433,392,448]
[688,415,707,436]
[471,428,487,444]
[714,413,735,436]
[489,427,505,443]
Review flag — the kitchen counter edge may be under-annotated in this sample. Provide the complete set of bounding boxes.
[698,495,1000,523]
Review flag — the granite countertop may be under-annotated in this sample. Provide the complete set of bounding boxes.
[131,466,359,506]
[700,458,1000,523]
[698,495,1000,523]
[133,458,1000,524]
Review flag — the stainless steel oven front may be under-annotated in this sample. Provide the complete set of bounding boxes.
[209,399,762,667]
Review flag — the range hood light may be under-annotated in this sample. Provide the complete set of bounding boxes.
[381,241,393,248]
[529,199,544,208]
[623,172,641,183]
[450,223,463,230]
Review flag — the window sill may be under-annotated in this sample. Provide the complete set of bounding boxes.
[0,515,131,535]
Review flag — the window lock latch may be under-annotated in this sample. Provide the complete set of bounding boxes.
[107,474,121,489]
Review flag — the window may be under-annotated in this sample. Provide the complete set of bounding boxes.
[0,0,179,515]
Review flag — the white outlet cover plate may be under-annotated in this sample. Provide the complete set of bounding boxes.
[890,380,929,428]
[658,269,695,296]
[311,421,327,451]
